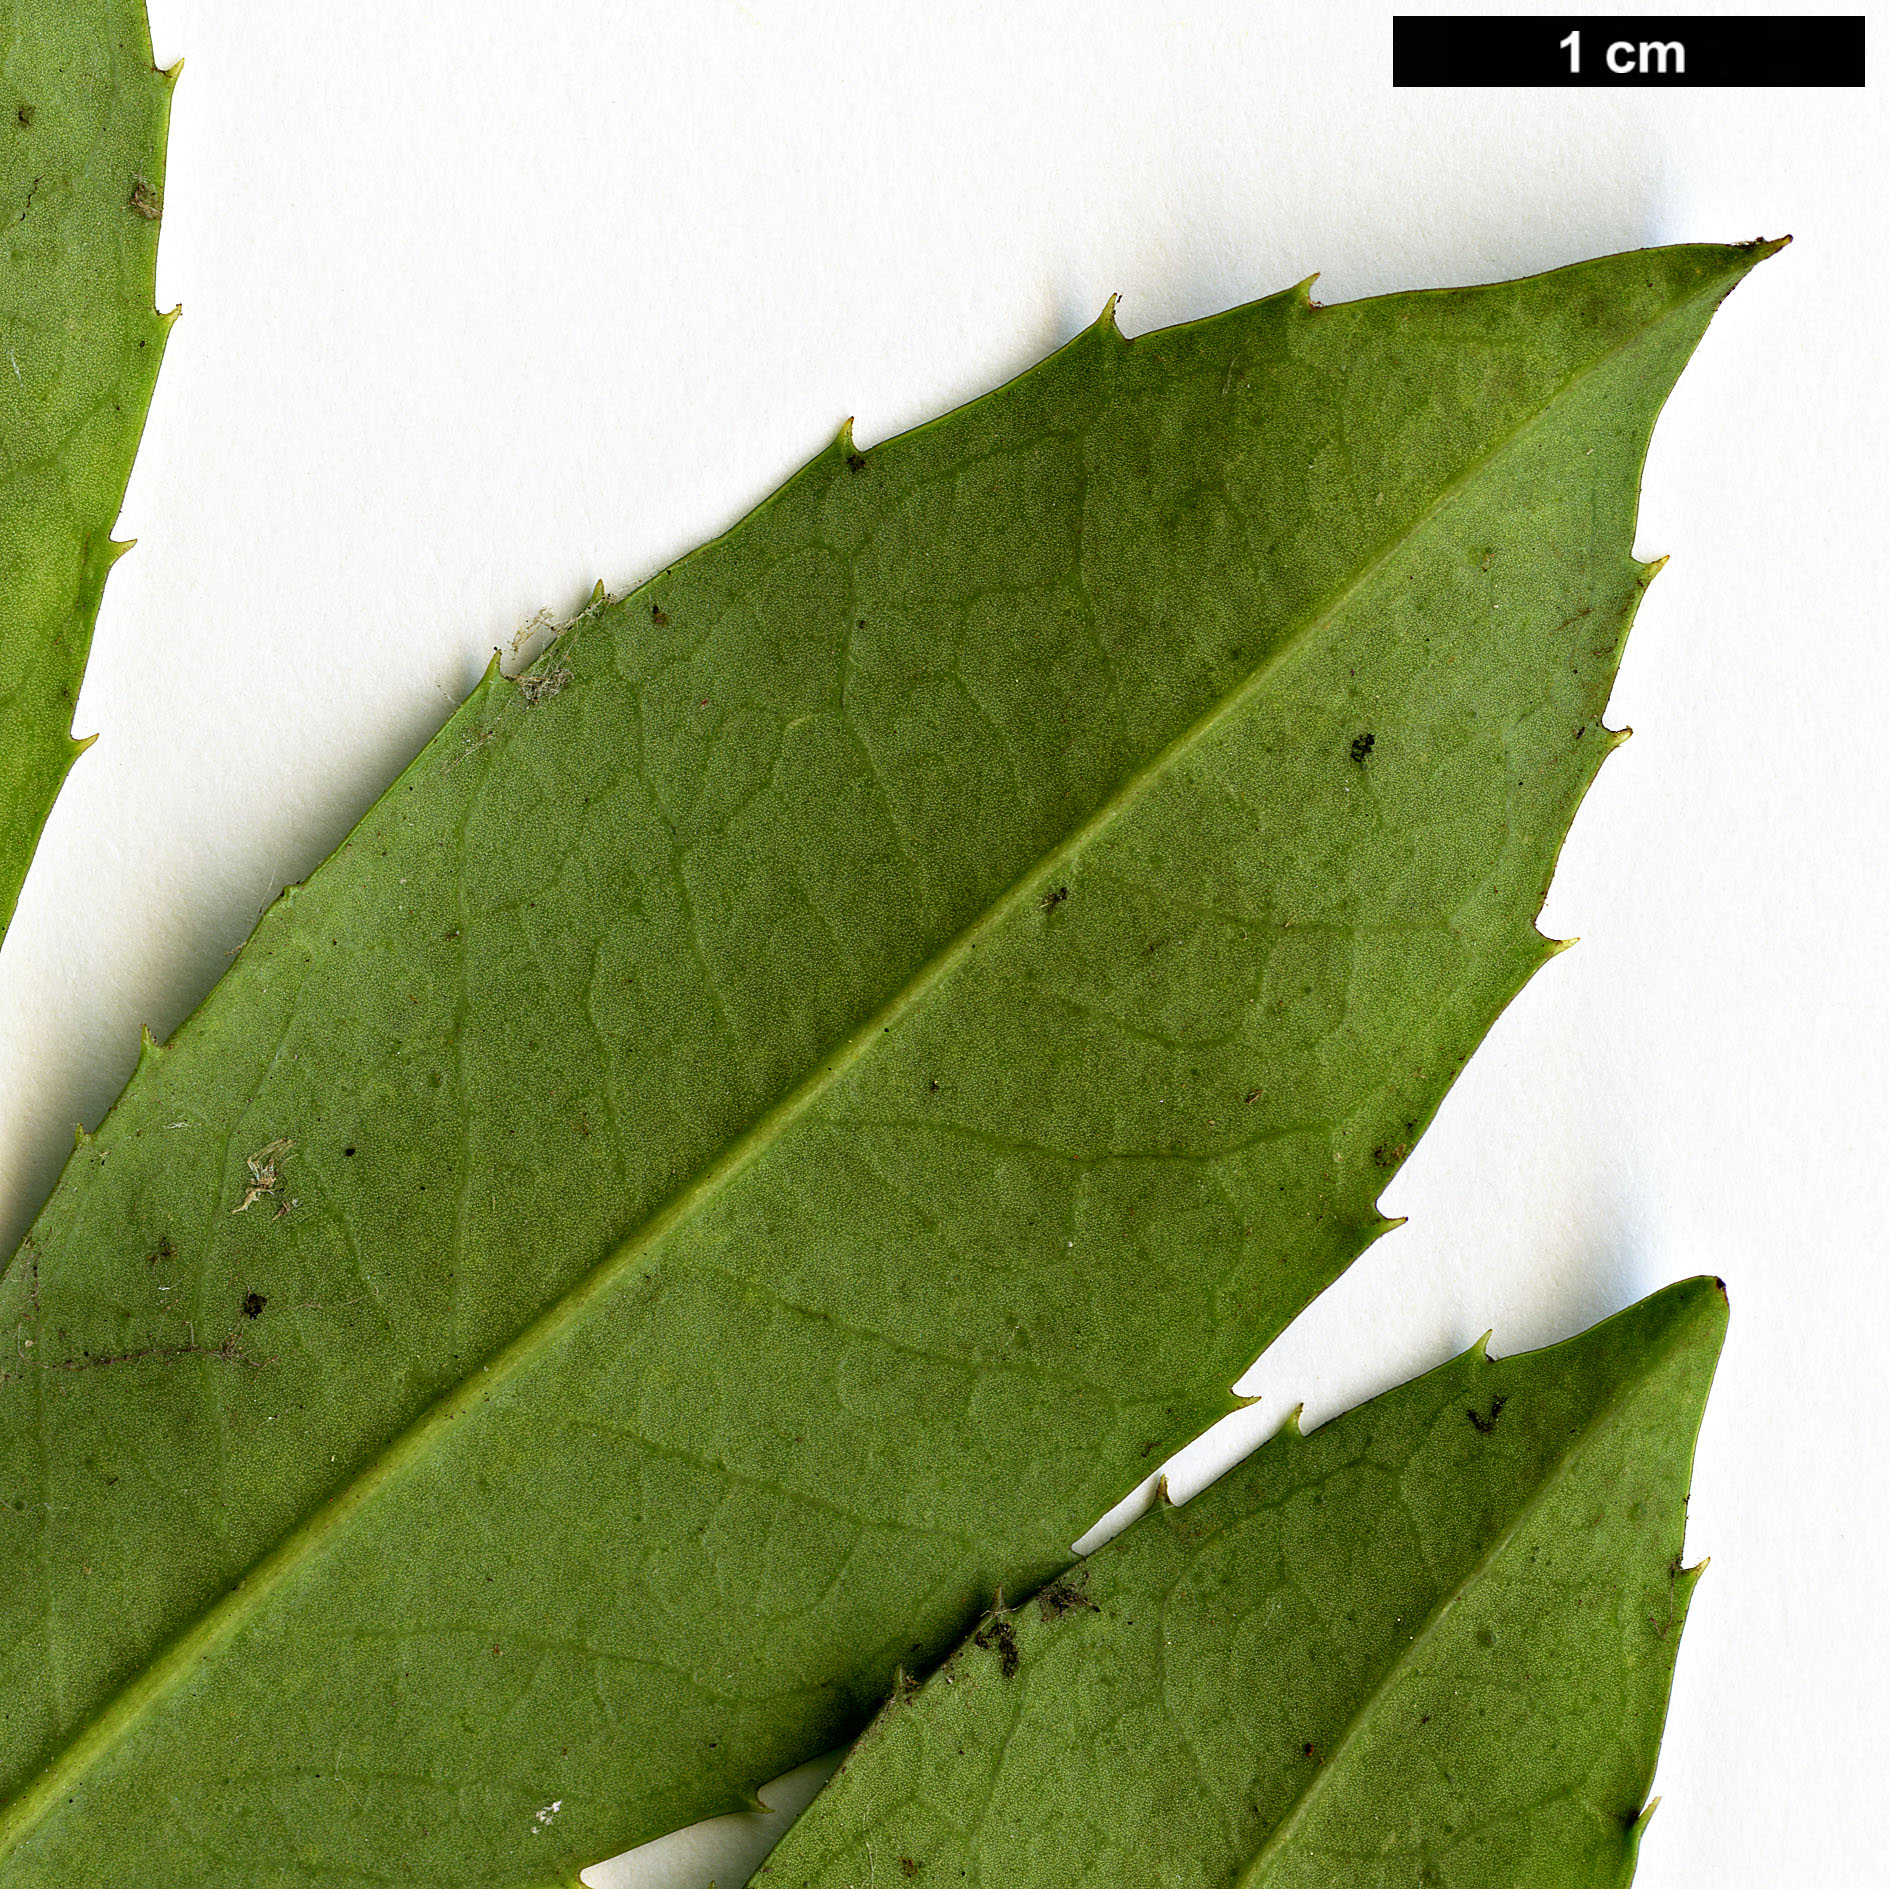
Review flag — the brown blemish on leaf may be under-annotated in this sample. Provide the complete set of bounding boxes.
[128,174,161,220]
[1467,1393,1507,1435]
[972,1613,1020,1678]
[1036,1576,1098,1624]
[50,1328,263,1372]
[1350,731,1374,763]
[1040,884,1068,912]
[241,1292,267,1319]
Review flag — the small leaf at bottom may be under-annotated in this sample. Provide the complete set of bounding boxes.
[756,1278,1727,1889]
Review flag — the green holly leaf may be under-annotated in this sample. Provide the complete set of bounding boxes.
[756,1277,1726,1889]
[0,241,1772,1885]
[0,0,173,949]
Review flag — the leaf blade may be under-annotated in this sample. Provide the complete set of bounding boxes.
[754,1278,1727,1889]
[0,245,1772,1883]
[0,0,172,948]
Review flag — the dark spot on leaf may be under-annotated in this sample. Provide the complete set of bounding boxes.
[846,452,868,474]
[899,1861,919,1879]
[1467,1392,1507,1435]
[1371,1142,1407,1168]
[1041,885,1068,912]
[1036,1577,1098,1623]
[146,1236,176,1266]
[1350,731,1374,763]
[241,1293,267,1319]
[973,1614,1019,1678]
[128,174,161,220]
[1303,1741,1321,1762]
[16,104,33,127]
[649,602,668,626]
[343,1146,355,1156]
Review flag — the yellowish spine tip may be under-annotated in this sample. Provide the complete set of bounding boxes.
[1291,273,1322,308]
[1468,1330,1494,1364]
[70,731,99,757]
[1541,932,1579,960]
[1281,1403,1306,1438]
[835,415,856,454]
[1154,1472,1176,1507]
[1095,293,1122,337]
[587,579,607,609]
[1605,725,1634,753]
[107,537,137,566]
[162,56,185,87]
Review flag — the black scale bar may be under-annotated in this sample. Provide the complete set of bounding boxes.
[1393,15,1864,86]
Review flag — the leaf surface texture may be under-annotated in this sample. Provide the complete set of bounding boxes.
[0,0,172,946]
[758,1278,1726,1889]
[0,243,1772,1884]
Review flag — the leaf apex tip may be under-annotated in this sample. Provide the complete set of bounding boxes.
[1095,293,1123,337]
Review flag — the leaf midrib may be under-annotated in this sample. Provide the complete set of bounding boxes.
[0,273,1719,1858]
[1229,1319,1696,1889]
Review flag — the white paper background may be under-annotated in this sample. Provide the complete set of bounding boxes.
[0,1,1881,1882]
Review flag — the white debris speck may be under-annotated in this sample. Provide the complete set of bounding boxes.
[530,1799,563,1834]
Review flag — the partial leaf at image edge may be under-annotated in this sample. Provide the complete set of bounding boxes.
[0,0,174,949]
[756,1277,1727,1889]
[0,240,1777,1885]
